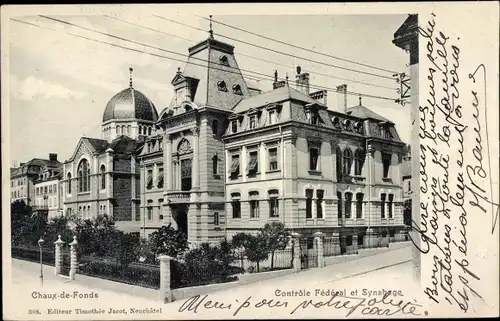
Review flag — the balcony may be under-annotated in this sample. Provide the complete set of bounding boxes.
[32,205,49,211]
[165,191,191,204]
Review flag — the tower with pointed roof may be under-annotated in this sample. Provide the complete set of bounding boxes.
[138,20,257,242]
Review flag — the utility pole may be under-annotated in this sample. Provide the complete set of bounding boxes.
[392,14,419,284]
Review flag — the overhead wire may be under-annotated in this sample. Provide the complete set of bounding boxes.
[105,15,395,91]
[12,17,399,102]
[152,14,395,80]
[196,14,400,74]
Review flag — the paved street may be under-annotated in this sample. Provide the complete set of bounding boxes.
[5,243,426,320]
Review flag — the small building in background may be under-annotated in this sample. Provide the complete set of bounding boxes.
[33,153,63,220]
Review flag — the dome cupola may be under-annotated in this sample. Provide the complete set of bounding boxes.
[101,68,159,142]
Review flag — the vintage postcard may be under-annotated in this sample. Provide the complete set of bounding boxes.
[2,2,499,320]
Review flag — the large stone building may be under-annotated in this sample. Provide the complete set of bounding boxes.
[12,32,408,248]
[61,69,158,234]
[10,156,55,206]
[222,66,407,248]
[33,153,63,220]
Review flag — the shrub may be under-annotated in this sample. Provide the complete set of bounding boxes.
[149,224,189,259]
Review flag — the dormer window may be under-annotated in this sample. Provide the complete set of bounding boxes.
[232,84,243,95]
[311,112,319,125]
[217,80,228,92]
[269,110,276,125]
[332,116,341,128]
[343,119,351,130]
[249,115,257,129]
[219,55,229,66]
[231,120,238,133]
[354,121,363,133]
[305,104,320,125]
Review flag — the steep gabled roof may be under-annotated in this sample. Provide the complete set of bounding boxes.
[85,137,109,154]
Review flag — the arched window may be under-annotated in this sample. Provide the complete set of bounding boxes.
[148,127,152,135]
[336,147,342,181]
[78,159,90,193]
[67,173,72,194]
[100,165,106,190]
[354,150,365,176]
[342,148,353,176]
[138,126,142,135]
[127,125,131,135]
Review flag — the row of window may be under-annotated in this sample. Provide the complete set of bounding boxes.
[11,190,25,199]
[229,147,279,178]
[230,107,280,134]
[138,125,153,136]
[337,192,394,219]
[231,190,280,219]
[35,184,58,195]
[35,196,58,207]
[146,206,164,221]
[146,167,164,189]
[308,145,391,179]
[337,192,364,219]
[11,178,26,187]
[305,189,325,219]
[145,139,163,154]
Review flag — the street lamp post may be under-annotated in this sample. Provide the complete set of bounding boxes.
[38,237,45,286]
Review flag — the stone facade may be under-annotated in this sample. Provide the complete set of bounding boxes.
[222,68,407,248]
[33,154,63,220]
[12,34,408,250]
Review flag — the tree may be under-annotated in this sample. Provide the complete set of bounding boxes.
[218,238,236,279]
[260,222,290,270]
[11,200,32,245]
[244,234,269,273]
[11,200,48,246]
[231,232,251,270]
[44,215,73,245]
[149,224,189,259]
[74,214,122,258]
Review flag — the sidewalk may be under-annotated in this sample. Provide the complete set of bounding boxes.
[6,243,416,320]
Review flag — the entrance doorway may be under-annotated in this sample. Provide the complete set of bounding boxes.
[173,205,188,237]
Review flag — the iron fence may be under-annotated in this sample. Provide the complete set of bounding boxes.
[170,259,242,289]
[78,256,161,289]
[11,246,55,266]
[323,237,337,257]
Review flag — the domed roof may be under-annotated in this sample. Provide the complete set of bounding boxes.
[102,86,159,123]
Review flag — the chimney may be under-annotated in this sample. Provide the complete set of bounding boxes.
[309,90,328,106]
[272,70,287,89]
[336,84,348,113]
[49,153,57,162]
[295,65,310,95]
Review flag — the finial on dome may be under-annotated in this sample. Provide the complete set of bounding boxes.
[177,67,181,74]
[285,72,289,85]
[129,67,134,88]
[209,15,214,39]
[359,95,362,105]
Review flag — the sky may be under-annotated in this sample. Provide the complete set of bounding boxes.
[8,10,410,165]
